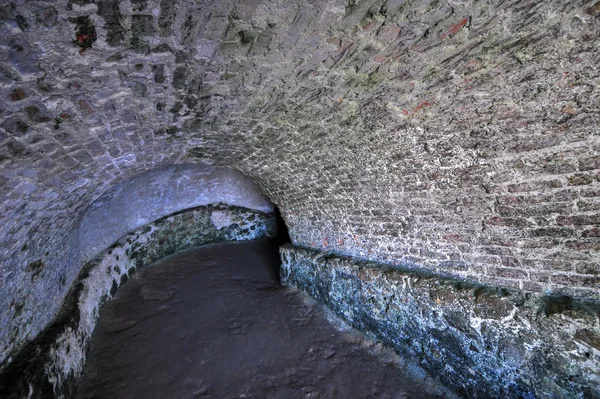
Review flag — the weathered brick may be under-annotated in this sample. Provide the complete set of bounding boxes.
[490,267,528,279]
[465,255,501,265]
[485,216,532,228]
[507,136,561,154]
[579,156,600,171]
[479,276,521,289]
[522,258,573,272]
[568,173,595,186]
[575,262,600,275]
[131,15,155,37]
[479,246,516,256]
[506,180,562,193]
[497,203,570,218]
[528,227,575,237]
[501,256,521,267]
[498,190,578,205]
[582,228,600,237]
[9,88,27,101]
[78,100,95,116]
[24,105,50,123]
[579,188,600,198]
[577,200,600,212]
[97,0,125,45]
[529,271,550,283]
[521,281,544,292]
[556,214,600,226]
[552,274,600,288]
[565,239,600,251]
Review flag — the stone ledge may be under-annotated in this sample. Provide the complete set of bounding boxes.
[0,204,276,399]
[280,244,600,399]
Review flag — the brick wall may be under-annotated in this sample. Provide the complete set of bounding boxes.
[0,0,599,375]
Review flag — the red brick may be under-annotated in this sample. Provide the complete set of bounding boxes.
[490,267,528,279]
[506,180,563,193]
[556,214,600,226]
[78,100,95,115]
[552,274,600,288]
[440,17,469,39]
[9,88,27,101]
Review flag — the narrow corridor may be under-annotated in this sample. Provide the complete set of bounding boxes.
[77,239,450,399]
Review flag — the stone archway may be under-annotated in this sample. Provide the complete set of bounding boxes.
[0,163,286,398]
[75,163,275,262]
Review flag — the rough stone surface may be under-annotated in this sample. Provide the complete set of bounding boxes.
[0,204,276,399]
[0,162,272,372]
[0,0,599,387]
[77,239,455,399]
[281,244,600,398]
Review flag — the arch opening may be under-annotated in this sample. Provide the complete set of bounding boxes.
[74,163,277,264]
[0,163,294,398]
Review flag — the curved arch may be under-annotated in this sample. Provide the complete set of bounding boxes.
[0,163,283,398]
[76,163,274,262]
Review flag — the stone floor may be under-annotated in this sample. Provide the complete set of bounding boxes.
[77,239,453,399]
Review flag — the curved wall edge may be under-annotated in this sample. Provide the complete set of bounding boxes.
[0,204,276,399]
[76,163,275,263]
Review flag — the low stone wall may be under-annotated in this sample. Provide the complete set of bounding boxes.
[0,204,276,399]
[280,245,600,399]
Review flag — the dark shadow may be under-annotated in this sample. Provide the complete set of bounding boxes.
[259,206,292,284]
[274,206,291,246]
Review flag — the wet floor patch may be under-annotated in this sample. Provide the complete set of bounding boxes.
[77,239,452,399]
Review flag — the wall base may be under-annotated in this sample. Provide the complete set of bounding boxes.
[280,244,600,399]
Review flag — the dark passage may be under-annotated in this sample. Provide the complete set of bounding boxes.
[77,239,449,399]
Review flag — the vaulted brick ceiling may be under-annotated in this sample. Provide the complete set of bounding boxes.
[1,0,599,372]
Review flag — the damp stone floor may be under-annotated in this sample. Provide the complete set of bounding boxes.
[77,238,453,399]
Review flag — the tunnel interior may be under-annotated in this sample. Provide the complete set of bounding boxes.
[76,238,454,399]
[0,163,286,398]
[0,0,599,397]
